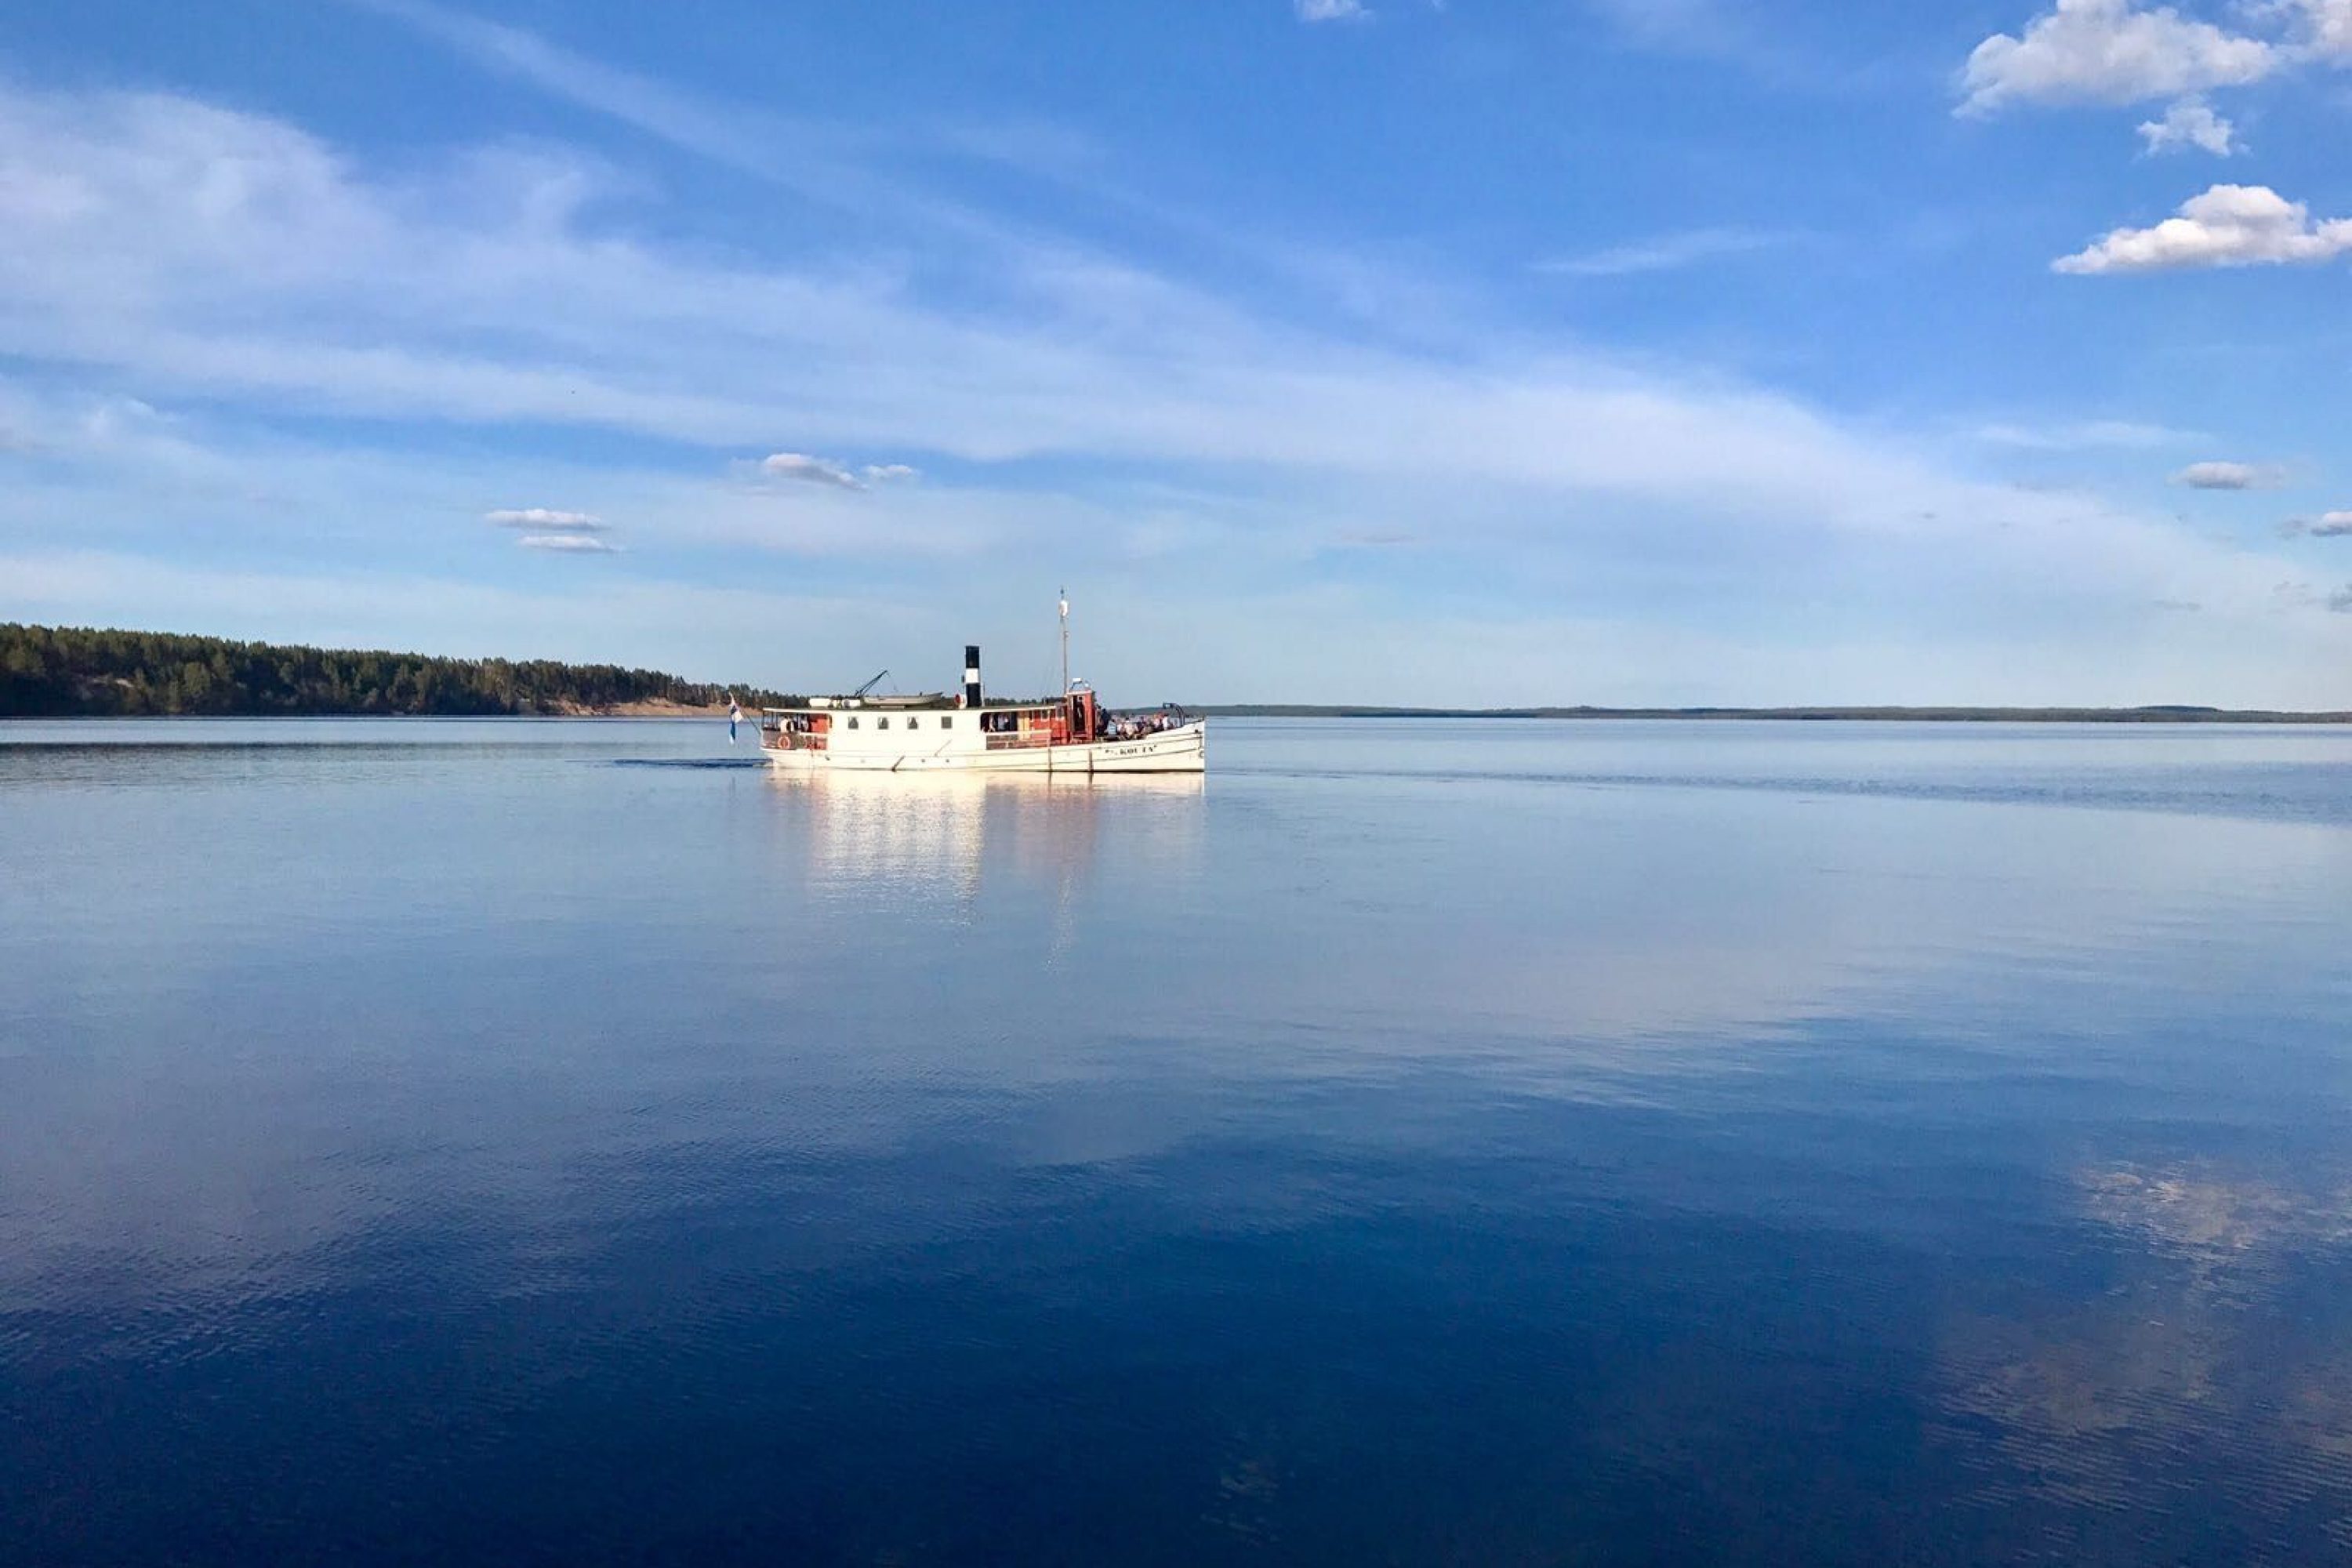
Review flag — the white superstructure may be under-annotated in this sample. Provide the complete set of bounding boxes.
[760,697,1204,773]
[757,616,1205,775]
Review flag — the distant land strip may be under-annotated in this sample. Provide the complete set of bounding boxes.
[4,623,2345,722]
[0,623,800,717]
[1196,704,2352,723]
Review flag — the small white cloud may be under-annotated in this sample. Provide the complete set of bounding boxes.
[1973,418,2187,450]
[517,533,619,554]
[1959,0,2277,114]
[1536,227,1795,278]
[2304,511,2352,535]
[2172,460,2281,490]
[2137,96,2241,155]
[1297,0,1370,20]
[861,463,921,484]
[759,452,862,488]
[2054,183,2352,273]
[485,506,605,531]
[2331,584,2352,612]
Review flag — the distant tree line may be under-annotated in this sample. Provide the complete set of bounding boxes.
[0,623,797,717]
[1198,702,2350,722]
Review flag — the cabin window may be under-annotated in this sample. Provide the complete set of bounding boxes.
[877,717,890,730]
[906,717,920,729]
[939,716,953,728]
[847,717,858,730]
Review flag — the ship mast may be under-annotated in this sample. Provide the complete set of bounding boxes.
[1058,587,1070,700]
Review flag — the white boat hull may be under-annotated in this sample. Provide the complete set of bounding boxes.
[764,719,1206,774]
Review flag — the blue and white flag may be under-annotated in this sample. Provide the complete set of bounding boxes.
[728,698,741,744]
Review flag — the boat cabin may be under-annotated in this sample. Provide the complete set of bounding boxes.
[760,642,1116,757]
[761,691,1105,756]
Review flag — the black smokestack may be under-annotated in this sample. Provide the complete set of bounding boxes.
[964,644,981,709]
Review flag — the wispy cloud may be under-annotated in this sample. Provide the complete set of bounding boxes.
[350,0,1081,254]
[2332,585,2352,612]
[2173,460,2282,490]
[485,506,604,531]
[354,0,824,187]
[759,452,862,488]
[1536,227,1796,278]
[2057,185,2352,274]
[1296,0,1370,21]
[2282,511,2352,536]
[2,27,2345,703]
[1973,419,2189,450]
[517,533,619,554]
[1575,0,1796,73]
[0,72,2286,569]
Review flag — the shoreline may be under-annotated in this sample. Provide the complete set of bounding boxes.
[1193,706,2352,724]
[8,706,2350,724]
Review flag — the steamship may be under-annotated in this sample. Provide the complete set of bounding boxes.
[757,600,1206,775]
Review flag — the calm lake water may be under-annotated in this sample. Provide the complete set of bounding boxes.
[5,718,2351,1565]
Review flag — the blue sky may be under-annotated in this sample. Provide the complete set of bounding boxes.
[3,0,2350,705]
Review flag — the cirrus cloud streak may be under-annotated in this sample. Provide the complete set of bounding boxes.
[486,506,604,530]
[516,532,618,554]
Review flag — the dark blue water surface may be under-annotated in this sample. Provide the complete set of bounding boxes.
[5,718,2352,1565]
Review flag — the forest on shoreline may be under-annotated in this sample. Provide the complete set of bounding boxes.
[5,622,2343,722]
[0,623,796,717]
[1200,702,2352,723]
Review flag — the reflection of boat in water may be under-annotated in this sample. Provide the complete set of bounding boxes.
[759,596,1205,774]
[771,768,1205,927]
